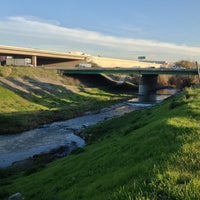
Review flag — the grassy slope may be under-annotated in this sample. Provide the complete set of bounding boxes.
[1,87,200,199]
[0,66,133,134]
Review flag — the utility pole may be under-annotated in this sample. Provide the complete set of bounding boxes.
[196,61,200,82]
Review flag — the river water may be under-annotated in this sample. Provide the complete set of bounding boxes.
[0,89,178,167]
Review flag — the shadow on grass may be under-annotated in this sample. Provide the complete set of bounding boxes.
[0,75,136,108]
[0,75,137,134]
[0,77,75,109]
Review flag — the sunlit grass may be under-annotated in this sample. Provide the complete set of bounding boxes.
[0,85,46,112]
[1,66,200,199]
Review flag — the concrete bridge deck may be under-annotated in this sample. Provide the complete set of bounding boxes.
[0,45,86,60]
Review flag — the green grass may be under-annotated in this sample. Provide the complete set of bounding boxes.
[0,66,133,134]
[1,86,200,199]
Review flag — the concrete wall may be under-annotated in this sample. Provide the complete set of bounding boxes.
[91,56,161,68]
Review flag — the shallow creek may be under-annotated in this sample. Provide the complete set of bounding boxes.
[0,89,178,167]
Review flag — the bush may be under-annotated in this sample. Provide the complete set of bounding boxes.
[168,75,197,88]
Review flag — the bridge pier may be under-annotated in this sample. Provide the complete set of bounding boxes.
[138,74,158,102]
[32,55,37,66]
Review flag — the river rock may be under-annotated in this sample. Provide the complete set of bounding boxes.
[8,192,24,200]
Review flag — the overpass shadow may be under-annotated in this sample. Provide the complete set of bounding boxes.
[0,74,136,134]
[65,74,138,94]
[0,77,74,109]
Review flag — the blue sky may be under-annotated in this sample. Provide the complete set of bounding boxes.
[0,0,200,62]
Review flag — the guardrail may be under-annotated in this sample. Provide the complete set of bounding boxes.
[60,67,198,75]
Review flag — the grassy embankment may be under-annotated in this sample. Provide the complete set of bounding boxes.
[1,85,200,199]
[0,66,134,134]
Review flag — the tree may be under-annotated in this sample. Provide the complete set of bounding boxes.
[175,60,196,69]
[169,60,199,88]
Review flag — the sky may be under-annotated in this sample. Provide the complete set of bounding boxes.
[0,0,200,62]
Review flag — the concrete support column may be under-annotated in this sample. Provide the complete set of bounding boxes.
[32,55,37,67]
[138,74,158,102]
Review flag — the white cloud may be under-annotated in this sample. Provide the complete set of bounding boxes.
[0,16,200,61]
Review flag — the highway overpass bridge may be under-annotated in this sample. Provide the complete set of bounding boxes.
[0,45,162,68]
[62,67,199,102]
[0,45,87,66]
